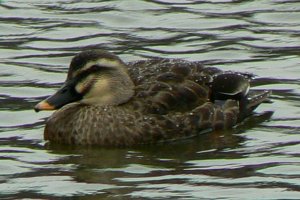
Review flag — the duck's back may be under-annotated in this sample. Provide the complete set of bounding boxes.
[126,58,222,115]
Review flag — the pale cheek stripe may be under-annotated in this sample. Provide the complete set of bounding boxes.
[81,59,121,72]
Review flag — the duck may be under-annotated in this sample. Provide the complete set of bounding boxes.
[34,49,271,146]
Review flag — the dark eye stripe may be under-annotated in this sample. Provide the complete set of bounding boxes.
[75,64,116,82]
[73,65,117,95]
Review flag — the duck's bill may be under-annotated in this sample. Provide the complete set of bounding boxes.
[34,100,55,112]
[34,83,82,112]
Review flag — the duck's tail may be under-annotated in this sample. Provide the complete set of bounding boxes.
[171,90,272,134]
[239,90,272,121]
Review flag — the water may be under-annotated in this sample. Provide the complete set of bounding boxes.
[0,0,300,199]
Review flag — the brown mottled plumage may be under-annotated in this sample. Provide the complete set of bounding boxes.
[35,50,271,146]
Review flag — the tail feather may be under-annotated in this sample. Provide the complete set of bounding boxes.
[246,90,271,112]
[238,90,271,121]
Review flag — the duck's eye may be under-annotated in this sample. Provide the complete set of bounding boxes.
[59,84,76,95]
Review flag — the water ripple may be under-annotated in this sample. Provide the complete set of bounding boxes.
[0,0,299,199]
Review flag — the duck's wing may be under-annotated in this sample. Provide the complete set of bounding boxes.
[126,58,271,126]
[127,58,223,114]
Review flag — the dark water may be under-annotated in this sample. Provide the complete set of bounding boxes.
[1,0,300,199]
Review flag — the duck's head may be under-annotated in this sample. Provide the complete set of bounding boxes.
[34,50,135,112]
